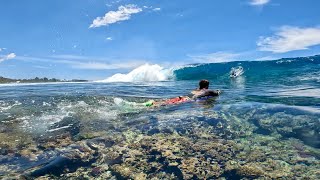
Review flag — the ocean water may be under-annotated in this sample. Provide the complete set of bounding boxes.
[0,55,319,179]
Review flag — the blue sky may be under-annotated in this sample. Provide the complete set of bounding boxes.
[0,0,320,80]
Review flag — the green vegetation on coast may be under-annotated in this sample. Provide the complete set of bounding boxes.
[0,76,88,84]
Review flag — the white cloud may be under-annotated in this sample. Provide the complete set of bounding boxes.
[14,54,145,70]
[249,0,270,6]
[51,54,89,60]
[89,4,142,28]
[106,37,113,41]
[7,53,16,59]
[33,65,49,69]
[257,26,320,53]
[15,54,97,63]
[0,53,16,63]
[153,8,161,11]
[189,52,241,63]
[71,61,144,70]
[176,13,184,17]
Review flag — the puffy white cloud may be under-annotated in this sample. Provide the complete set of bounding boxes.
[257,26,320,53]
[0,53,16,63]
[6,53,16,59]
[90,4,142,28]
[106,37,113,41]
[249,0,270,6]
[189,52,241,63]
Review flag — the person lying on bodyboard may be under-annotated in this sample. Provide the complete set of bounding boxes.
[190,79,221,100]
[114,80,221,107]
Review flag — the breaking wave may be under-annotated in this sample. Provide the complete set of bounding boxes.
[97,55,320,82]
[96,64,175,82]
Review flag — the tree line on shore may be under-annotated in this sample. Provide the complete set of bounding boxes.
[0,76,87,84]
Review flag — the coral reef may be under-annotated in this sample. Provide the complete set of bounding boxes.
[1,104,320,179]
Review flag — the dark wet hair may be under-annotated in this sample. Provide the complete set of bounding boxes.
[199,79,209,89]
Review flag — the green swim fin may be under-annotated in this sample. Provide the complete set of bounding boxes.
[143,100,154,107]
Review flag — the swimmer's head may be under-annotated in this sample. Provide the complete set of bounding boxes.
[199,79,209,89]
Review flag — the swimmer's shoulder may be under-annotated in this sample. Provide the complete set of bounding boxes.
[191,89,201,95]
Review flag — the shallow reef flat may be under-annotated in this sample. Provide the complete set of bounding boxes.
[1,103,319,179]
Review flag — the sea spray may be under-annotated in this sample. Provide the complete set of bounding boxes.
[96,64,174,82]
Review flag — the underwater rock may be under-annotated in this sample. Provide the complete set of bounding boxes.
[236,164,265,177]
[0,126,7,133]
[102,131,240,179]
[36,133,73,150]
[112,164,135,178]
[25,141,100,178]
[253,112,320,148]
[60,164,112,179]
[0,132,33,150]
[19,145,42,161]
[74,131,108,141]
[90,167,102,177]
[133,172,147,180]
[0,145,9,156]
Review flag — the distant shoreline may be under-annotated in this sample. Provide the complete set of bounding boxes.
[0,76,88,84]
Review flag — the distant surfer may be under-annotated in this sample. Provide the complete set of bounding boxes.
[230,66,244,78]
[114,80,221,107]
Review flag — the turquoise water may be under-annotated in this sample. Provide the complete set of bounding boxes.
[0,55,319,179]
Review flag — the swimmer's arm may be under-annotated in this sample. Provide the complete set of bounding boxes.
[206,90,221,96]
[192,90,221,99]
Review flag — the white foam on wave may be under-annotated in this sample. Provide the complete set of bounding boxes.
[96,64,175,82]
[21,113,70,134]
[19,99,120,134]
[20,101,71,134]
[0,100,22,112]
[52,100,118,122]
[297,72,320,82]
[272,86,320,98]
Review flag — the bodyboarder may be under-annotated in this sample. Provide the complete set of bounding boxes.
[141,79,221,107]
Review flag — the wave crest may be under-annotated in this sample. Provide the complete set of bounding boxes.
[97,64,174,82]
[96,55,320,82]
